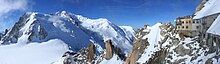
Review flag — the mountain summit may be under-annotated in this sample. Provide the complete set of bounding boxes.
[0,11,134,63]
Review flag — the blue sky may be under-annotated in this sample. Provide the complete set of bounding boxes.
[0,0,201,31]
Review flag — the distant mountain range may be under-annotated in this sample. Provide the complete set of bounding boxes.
[0,10,220,64]
[0,11,134,64]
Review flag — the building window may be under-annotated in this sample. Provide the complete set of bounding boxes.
[196,26,199,29]
[193,21,195,23]
[186,21,188,24]
[182,21,184,24]
[182,26,184,28]
[186,26,188,29]
[189,21,191,23]
[178,26,180,28]
[196,21,199,23]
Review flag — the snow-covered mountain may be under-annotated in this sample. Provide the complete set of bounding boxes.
[124,22,220,64]
[1,11,133,52]
[2,12,91,51]
[0,11,134,64]
[63,21,219,64]
[75,15,133,53]
[1,9,219,64]
[0,33,3,42]
[119,26,135,43]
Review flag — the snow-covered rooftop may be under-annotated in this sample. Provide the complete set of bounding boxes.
[193,0,220,19]
[207,15,220,36]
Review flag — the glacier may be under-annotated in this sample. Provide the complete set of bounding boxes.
[0,11,134,64]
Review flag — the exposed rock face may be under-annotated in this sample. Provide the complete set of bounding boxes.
[179,32,185,40]
[124,54,131,64]
[88,43,95,63]
[125,23,219,64]
[0,33,3,40]
[104,39,125,60]
[39,22,220,64]
[126,23,194,64]
[63,51,76,64]
[28,27,48,41]
[125,25,149,64]
[62,43,96,64]
[63,55,74,64]
[61,40,125,64]
[1,15,28,43]
[147,48,168,64]
[174,44,193,56]
[195,0,206,13]
[205,58,213,64]
[114,46,121,56]
[64,48,90,64]
[95,51,105,64]
[4,29,8,35]
[125,38,148,64]
[105,40,113,60]
[61,22,220,64]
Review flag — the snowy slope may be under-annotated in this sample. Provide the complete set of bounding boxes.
[132,22,220,64]
[0,39,69,64]
[137,23,163,63]
[1,11,133,53]
[207,15,220,36]
[0,11,134,64]
[119,26,135,43]
[164,37,219,64]
[194,0,220,19]
[76,15,133,53]
[2,12,91,51]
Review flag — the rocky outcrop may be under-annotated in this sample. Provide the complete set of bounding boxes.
[1,15,28,43]
[195,0,206,13]
[124,54,131,64]
[63,51,76,64]
[60,22,220,64]
[62,43,96,64]
[159,22,175,45]
[105,40,125,60]
[63,57,72,64]
[105,40,113,60]
[160,22,174,37]
[0,33,3,40]
[125,25,150,64]
[61,40,125,64]
[88,43,95,63]
[125,38,148,64]
[147,48,168,64]
[64,48,89,64]
[29,27,48,41]
[174,44,193,56]
[87,22,220,63]
[205,58,213,64]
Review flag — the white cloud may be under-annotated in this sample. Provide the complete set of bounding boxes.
[0,0,28,16]
[0,0,29,31]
